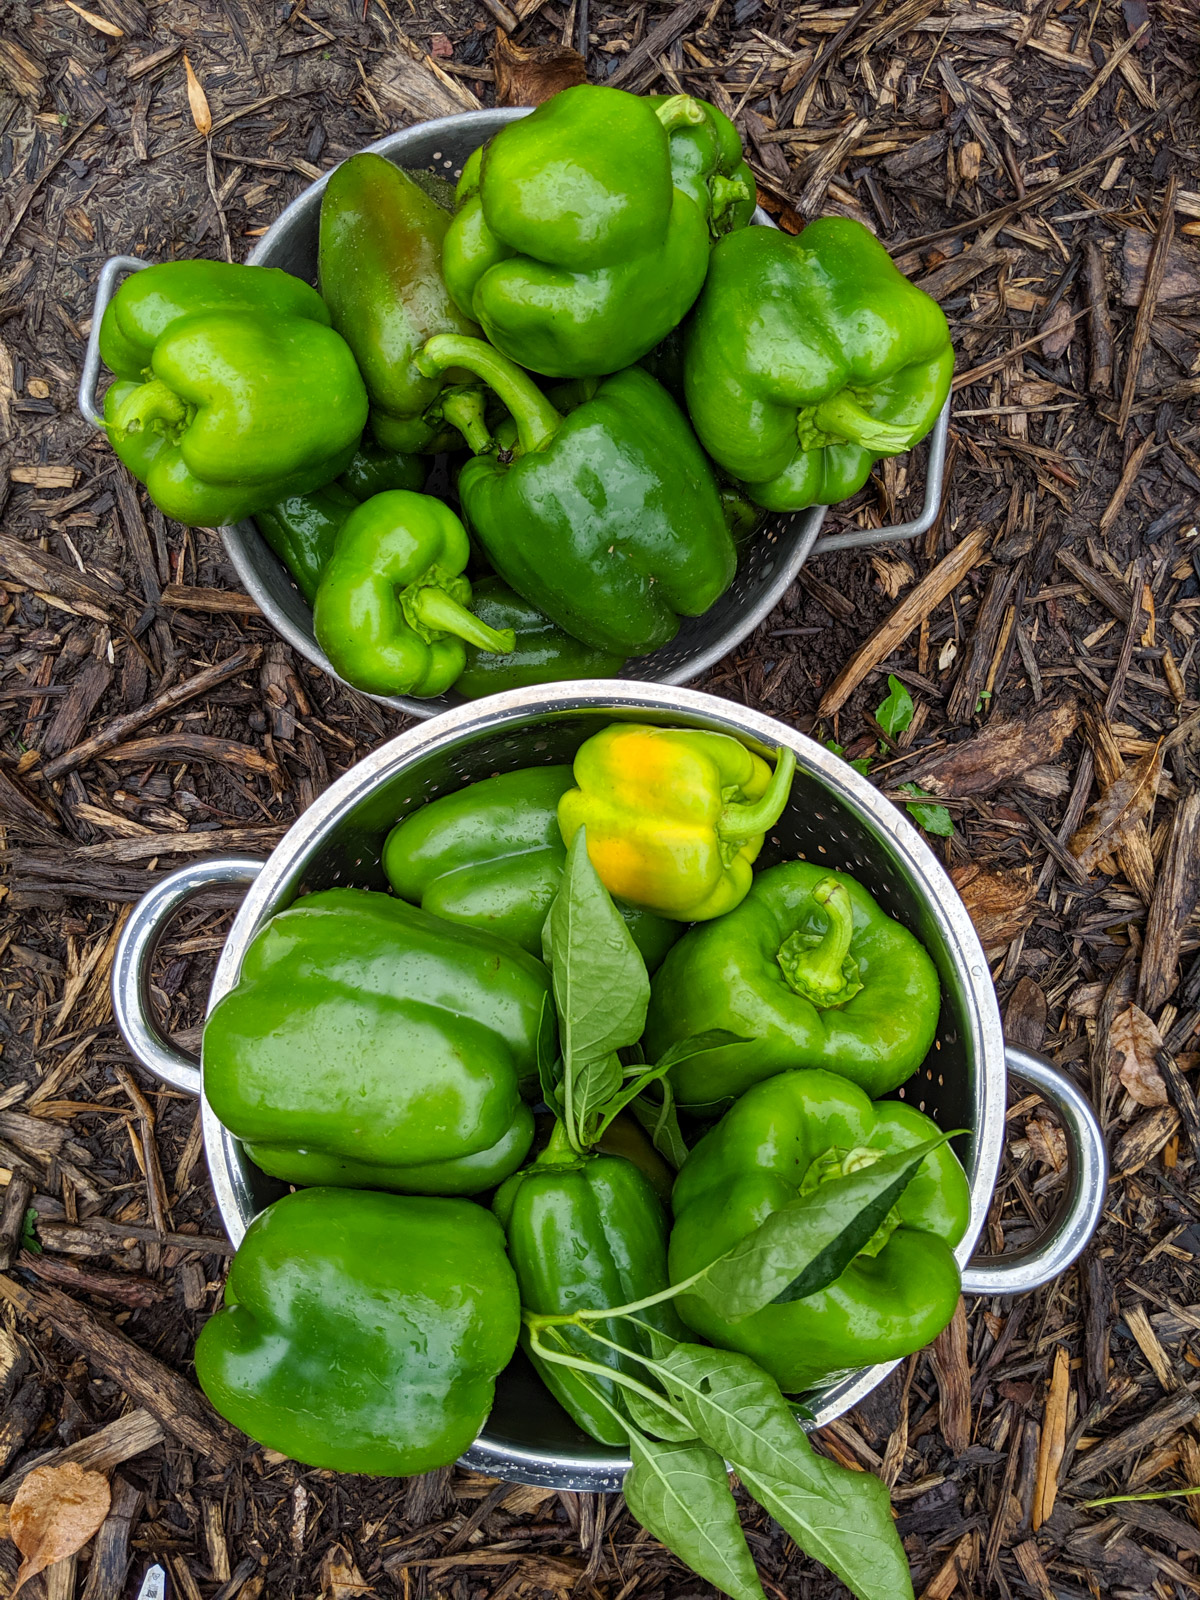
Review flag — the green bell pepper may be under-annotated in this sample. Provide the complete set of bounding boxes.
[647,94,755,237]
[203,887,548,1192]
[319,152,489,453]
[683,218,954,510]
[416,336,736,657]
[104,309,368,527]
[442,86,711,377]
[312,490,515,697]
[456,578,626,698]
[338,439,426,500]
[494,1128,685,1445]
[644,861,942,1108]
[195,1186,521,1474]
[557,724,796,922]
[383,765,679,969]
[668,1070,969,1391]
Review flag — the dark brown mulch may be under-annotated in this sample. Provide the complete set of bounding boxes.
[1,0,1199,1596]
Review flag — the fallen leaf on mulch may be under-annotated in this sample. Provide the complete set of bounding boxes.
[7,1463,111,1594]
[1069,742,1163,873]
[319,1542,372,1598]
[950,863,1036,952]
[1110,1004,1168,1107]
[1025,1117,1067,1171]
[184,53,212,138]
[494,34,586,106]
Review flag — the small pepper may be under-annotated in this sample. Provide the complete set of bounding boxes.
[647,94,755,238]
[416,335,735,657]
[683,219,954,510]
[383,765,678,969]
[668,1070,969,1392]
[312,490,515,698]
[557,724,796,922]
[456,579,626,699]
[195,1186,521,1474]
[644,861,942,1107]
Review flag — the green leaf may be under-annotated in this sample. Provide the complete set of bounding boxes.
[21,1208,41,1255]
[898,784,954,838]
[623,1383,697,1443]
[876,674,914,737]
[693,1133,954,1320]
[655,1345,913,1600]
[624,1430,767,1600]
[849,756,874,776]
[535,992,563,1118]
[629,1076,689,1170]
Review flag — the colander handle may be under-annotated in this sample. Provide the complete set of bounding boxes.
[808,396,951,557]
[111,857,264,1096]
[78,253,152,428]
[961,1046,1108,1297]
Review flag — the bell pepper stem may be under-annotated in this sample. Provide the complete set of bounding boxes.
[776,876,864,1010]
[110,377,190,441]
[438,388,493,455]
[418,334,562,456]
[812,390,918,454]
[654,94,707,133]
[718,746,796,841]
[405,585,515,654]
[527,1324,687,1433]
[710,173,752,221]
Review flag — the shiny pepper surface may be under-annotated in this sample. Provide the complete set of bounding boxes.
[202,888,548,1193]
[683,219,953,511]
[195,1187,521,1474]
[647,94,755,237]
[668,1071,968,1392]
[557,725,796,922]
[442,86,711,377]
[645,861,941,1108]
[455,579,626,699]
[494,1134,684,1446]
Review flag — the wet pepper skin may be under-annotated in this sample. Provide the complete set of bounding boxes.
[383,766,678,970]
[669,1071,969,1392]
[202,888,548,1194]
[495,1140,685,1446]
[456,579,626,698]
[195,1187,521,1474]
[644,861,942,1109]
[684,219,953,511]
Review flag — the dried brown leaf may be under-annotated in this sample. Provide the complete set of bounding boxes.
[9,1463,111,1594]
[319,1542,372,1598]
[63,0,123,35]
[493,35,586,106]
[1025,1117,1067,1171]
[183,53,212,138]
[950,863,1036,951]
[905,697,1078,799]
[1110,1005,1168,1107]
[1069,742,1163,872]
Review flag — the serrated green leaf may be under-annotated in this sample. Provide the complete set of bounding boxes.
[624,1431,767,1600]
[876,674,914,736]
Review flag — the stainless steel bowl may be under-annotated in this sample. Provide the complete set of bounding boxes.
[112,683,1106,1490]
[79,111,950,720]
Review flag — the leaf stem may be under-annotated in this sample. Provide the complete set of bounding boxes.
[527,1326,691,1432]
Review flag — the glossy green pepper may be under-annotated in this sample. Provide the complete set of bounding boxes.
[417,336,735,656]
[338,439,426,500]
[494,1129,685,1446]
[557,724,796,922]
[647,94,755,237]
[312,490,515,697]
[319,153,489,453]
[683,219,954,510]
[456,579,626,698]
[195,1187,521,1474]
[104,308,367,527]
[645,861,942,1108]
[203,888,548,1192]
[668,1070,969,1391]
[383,766,679,969]
[443,86,711,377]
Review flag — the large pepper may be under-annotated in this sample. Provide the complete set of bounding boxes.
[383,766,679,969]
[557,724,796,922]
[494,1130,685,1446]
[319,153,489,453]
[195,1187,520,1474]
[668,1070,968,1391]
[202,888,548,1192]
[254,445,426,605]
[647,94,755,238]
[312,490,515,697]
[442,85,711,377]
[644,861,942,1108]
[104,308,367,527]
[417,336,736,656]
[456,579,626,699]
[683,219,954,511]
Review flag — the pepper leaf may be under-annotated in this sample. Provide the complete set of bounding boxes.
[655,1344,913,1600]
[535,992,563,1119]
[623,1429,767,1600]
[628,1076,689,1171]
[692,1133,956,1321]
[623,1384,697,1443]
[898,784,954,838]
[876,674,914,737]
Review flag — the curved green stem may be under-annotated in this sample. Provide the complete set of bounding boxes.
[405,586,515,653]
[718,746,796,842]
[527,1326,691,1431]
[438,387,492,455]
[776,876,864,1010]
[417,334,562,456]
[813,390,917,454]
[111,378,190,441]
[654,94,706,133]
[710,173,751,220]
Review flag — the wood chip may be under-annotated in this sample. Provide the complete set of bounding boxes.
[0,1411,163,1502]
[902,696,1078,798]
[1139,787,1200,1013]
[1032,1345,1070,1530]
[493,33,585,104]
[1069,741,1163,875]
[929,1298,970,1454]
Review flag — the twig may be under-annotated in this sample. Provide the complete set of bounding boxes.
[1117,175,1178,436]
